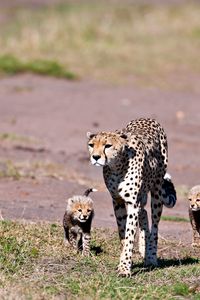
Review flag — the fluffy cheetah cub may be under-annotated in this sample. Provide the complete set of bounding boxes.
[188,185,200,247]
[63,188,96,256]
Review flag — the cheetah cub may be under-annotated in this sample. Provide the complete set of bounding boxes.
[188,185,200,247]
[63,188,96,256]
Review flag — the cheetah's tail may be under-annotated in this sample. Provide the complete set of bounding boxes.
[161,173,177,208]
[84,188,98,197]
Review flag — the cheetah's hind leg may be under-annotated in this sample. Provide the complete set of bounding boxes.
[144,188,163,267]
[139,207,150,259]
[138,193,150,259]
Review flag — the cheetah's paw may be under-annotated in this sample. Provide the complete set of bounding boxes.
[144,257,158,268]
[192,242,200,248]
[117,264,131,277]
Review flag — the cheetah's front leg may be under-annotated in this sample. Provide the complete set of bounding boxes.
[113,198,127,247]
[68,231,78,250]
[82,232,91,256]
[117,202,139,277]
[189,209,200,247]
[192,229,200,247]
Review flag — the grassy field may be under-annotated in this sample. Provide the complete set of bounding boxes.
[0,54,76,79]
[0,221,200,299]
[0,1,200,86]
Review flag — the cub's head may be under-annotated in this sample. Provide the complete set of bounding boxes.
[87,131,128,167]
[67,196,94,223]
[188,185,200,211]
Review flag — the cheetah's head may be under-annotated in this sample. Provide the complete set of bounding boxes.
[188,186,200,211]
[67,196,94,223]
[189,195,200,211]
[87,131,128,167]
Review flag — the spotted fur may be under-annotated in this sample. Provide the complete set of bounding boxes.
[63,189,96,256]
[188,185,200,247]
[87,118,176,276]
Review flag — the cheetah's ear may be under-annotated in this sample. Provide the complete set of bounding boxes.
[87,132,96,139]
[68,198,74,204]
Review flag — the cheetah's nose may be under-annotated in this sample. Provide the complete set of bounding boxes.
[93,155,101,161]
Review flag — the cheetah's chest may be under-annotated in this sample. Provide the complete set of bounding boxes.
[103,161,141,199]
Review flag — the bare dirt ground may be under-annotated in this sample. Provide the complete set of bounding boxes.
[0,74,200,245]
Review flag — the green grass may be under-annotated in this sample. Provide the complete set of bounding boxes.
[161,215,189,222]
[0,1,200,86]
[0,221,200,299]
[0,132,35,143]
[0,54,77,79]
[0,160,22,180]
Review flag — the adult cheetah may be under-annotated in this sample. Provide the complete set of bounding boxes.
[87,118,176,276]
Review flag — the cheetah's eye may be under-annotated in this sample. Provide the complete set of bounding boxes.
[87,209,91,212]
[78,209,82,212]
[196,199,200,202]
[188,198,192,201]
[105,144,112,149]
[88,143,94,148]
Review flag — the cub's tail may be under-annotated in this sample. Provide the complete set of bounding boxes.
[162,173,177,208]
[84,188,98,197]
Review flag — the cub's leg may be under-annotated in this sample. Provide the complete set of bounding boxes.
[82,232,91,256]
[68,228,78,250]
[189,209,200,247]
[63,226,70,246]
[192,228,200,247]
[77,232,83,252]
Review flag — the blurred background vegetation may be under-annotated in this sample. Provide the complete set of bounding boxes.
[0,0,200,88]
